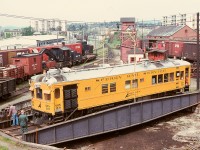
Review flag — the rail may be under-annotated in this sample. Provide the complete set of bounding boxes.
[23,91,200,145]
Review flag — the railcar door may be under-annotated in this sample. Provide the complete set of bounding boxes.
[175,68,181,89]
[184,68,190,91]
[63,84,78,111]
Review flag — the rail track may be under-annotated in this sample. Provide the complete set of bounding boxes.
[0,122,40,140]
[9,85,29,99]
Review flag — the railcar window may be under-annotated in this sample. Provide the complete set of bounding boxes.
[110,82,116,92]
[185,68,189,74]
[180,71,184,80]
[158,74,163,83]
[36,88,42,99]
[152,75,157,85]
[125,80,131,89]
[164,73,168,82]
[132,79,138,88]
[102,84,108,94]
[44,94,51,101]
[85,87,91,91]
[170,73,174,81]
[31,91,34,97]
[55,88,60,99]
[176,71,180,77]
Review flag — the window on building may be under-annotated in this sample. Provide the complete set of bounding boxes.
[158,74,163,83]
[15,59,20,62]
[170,73,174,81]
[132,79,138,88]
[180,71,184,80]
[125,80,131,89]
[164,73,168,82]
[34,58,36,63]
[130,57,135,63]
[55,88,60,99]
[102,84,108,94]
[36,88,42,99]
[85,87,91,91]
[140,78,144,83]
[44,94,51,101]
[152,75,157,85]
[110,82,116,92]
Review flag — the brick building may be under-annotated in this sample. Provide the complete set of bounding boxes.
[146,25,197,48]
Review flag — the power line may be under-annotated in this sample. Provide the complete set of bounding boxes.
[0,12,82,23]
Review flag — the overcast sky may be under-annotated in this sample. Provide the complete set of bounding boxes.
[0,0,200,26]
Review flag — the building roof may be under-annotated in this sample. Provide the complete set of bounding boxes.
[147,25,185,37]
[127,48,144,54]
[0,35,65,50]
[148,49,167,53]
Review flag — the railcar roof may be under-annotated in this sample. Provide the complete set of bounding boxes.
[61,59,190,82]
[31,59,191,85]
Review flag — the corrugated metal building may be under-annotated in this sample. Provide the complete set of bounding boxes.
[0,35,65,50]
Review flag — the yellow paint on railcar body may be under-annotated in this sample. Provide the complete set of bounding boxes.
[30,63,190,116]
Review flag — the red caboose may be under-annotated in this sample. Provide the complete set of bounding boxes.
[12,54,43,76]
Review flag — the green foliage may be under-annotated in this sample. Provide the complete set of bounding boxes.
[108,32,121,49]
[21,26,34,36]
[0,146,8,150]
[0,136,15,145]
[1,137,11,142]
[5,33,12,38]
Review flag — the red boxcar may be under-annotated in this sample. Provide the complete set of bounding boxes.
[12,54,42,76]
[65,43,82,54]
[156,41,184,58]
[168,41,184,58]
[182,42,197,61]
[0,51,8,67]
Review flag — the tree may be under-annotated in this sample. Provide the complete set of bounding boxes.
[21,26,34,36]
[5,33,12,38]
[56,26,62,31]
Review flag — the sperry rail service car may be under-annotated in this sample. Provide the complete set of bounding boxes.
[30,59,190,117]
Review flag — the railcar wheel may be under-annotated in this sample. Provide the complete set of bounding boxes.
[2,94,9,100]
[16,78,23,84]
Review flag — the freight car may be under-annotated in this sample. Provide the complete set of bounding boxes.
[28,41,94,61]
[0,48,29,67]
[155,40,198,62]
[29,53,190,122]
[0,77,16,99]
[0,40,96,89]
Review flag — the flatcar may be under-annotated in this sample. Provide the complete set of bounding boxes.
[30,58,191,120]
[0,77,16,99]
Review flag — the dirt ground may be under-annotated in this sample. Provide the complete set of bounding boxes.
[62,107,200,150]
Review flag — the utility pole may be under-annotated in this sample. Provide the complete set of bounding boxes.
[197,12,199,90]
[57,30,58,45]
[142,19,144,50]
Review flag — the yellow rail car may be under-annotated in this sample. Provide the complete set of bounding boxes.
[30,59,190,117]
